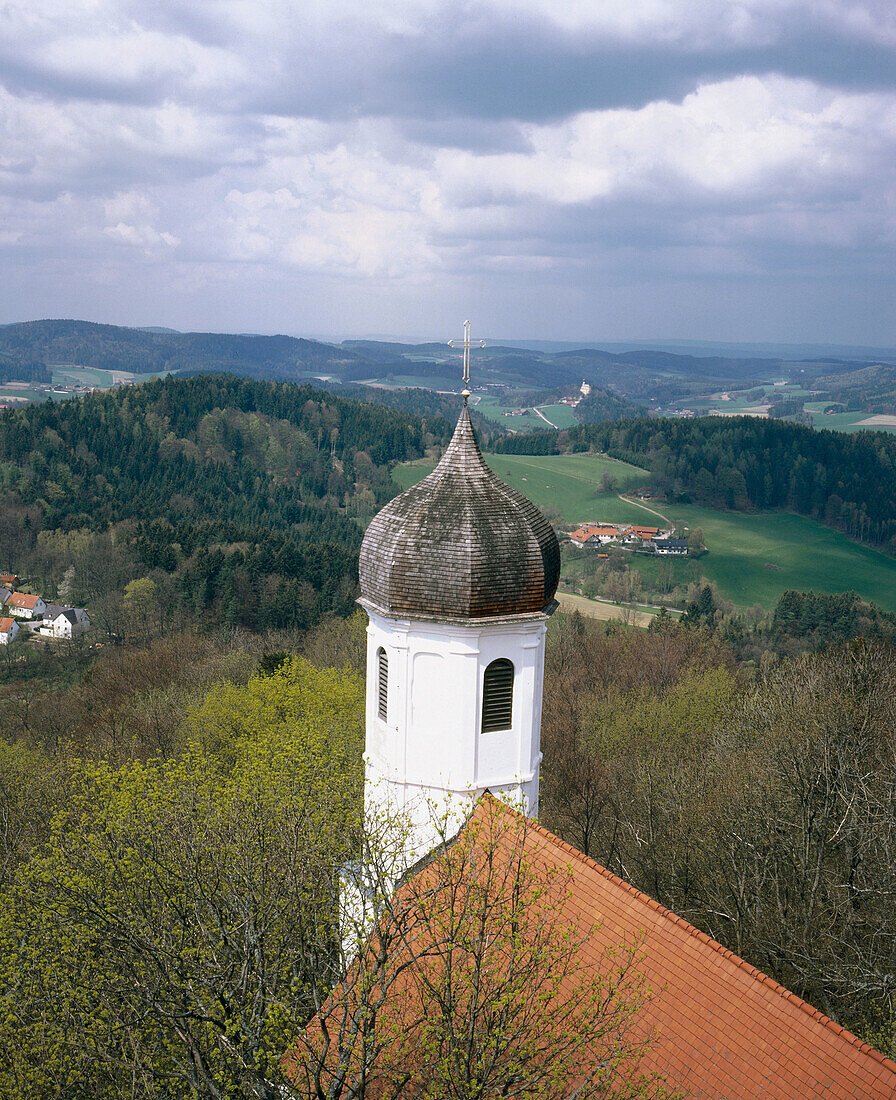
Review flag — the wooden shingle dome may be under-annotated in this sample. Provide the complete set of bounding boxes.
[359,407,560,620]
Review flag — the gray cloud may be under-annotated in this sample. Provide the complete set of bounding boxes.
[1,0,895,342]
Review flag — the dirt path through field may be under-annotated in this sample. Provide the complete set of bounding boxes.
[556,592,653,627]
[532,406,559,428]
[617,494,673,526]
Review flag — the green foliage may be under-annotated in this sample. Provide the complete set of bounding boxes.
[0,658,364,1098]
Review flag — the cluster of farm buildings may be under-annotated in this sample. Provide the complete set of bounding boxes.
[568,523,689,555]
[0,573,90,645]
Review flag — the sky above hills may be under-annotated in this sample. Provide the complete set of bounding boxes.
[2,0,896,345]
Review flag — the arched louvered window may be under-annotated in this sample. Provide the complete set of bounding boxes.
[481,658,514,733]
[377,646,388,721]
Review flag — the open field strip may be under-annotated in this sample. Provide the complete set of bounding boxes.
[555,592,654,627]
[474,396,547,431]
[804,403,896,435]
[659,505,896,611]
[858,415,896,428]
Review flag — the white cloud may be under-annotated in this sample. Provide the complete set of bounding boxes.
[1,0,895,339]
[435,76,896,218]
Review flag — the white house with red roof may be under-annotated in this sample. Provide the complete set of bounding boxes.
[0,617,19,644]
[5,592,46,620]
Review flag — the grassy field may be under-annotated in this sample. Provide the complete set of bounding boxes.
[473,396,547,431]
[52,365,116,387]
[657,505,896,611]
[384,374,461,390]
[533,403,579,429]
[393,452,649,521]
[804,403,896,436]
[393,451,896,612]
[0,385,50,404]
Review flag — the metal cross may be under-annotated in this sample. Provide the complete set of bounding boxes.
[448,320,486,404]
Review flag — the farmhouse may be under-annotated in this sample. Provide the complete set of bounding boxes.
[299,398,896,1098]
[40,606,91,638]
[623,525,660,540]
[5,592,47,619]
[569,524,619,547]
[0,617,19,645]
[653,538,688,555]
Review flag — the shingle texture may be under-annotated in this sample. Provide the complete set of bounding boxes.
[359,407,560,619]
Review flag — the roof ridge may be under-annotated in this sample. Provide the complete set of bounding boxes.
[478,794,896,1078]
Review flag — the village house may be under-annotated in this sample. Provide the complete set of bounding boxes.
[569,524,620,547]
[0,617,19,645]
[653,538,689,555]
[39,606,91,639]
[5,592,47,620]
[624,525,660,541]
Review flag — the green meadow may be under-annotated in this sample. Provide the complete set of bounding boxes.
[52,365,117,387]
[393,451,896,612]
[661,506,896,612]
[533,403,579,429]
[473,396,548,431]
[393,451,650,524]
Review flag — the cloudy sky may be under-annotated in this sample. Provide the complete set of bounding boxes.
[2,0,896,344]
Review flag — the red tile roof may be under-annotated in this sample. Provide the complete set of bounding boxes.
[0,617,14,632]
[288,796,896,1098]
[7,592,41,609]
[503,799,896,1099]
[571,524,619,541]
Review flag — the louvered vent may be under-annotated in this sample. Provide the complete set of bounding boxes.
[377,647,388,721]
[481,658,514,733]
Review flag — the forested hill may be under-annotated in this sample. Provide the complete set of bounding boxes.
[0,374,453,632]
[0,319,367,378]
[494,417,896,552]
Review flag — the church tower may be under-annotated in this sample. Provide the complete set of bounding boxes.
[357,399,560,861]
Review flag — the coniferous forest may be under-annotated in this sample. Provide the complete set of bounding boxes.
[0,374,452,635]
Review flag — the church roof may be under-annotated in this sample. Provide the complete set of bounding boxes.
[489,797,896,1099]
[358,406,560,620]
[286,795,896,1097]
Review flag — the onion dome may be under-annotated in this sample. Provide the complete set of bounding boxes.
[359,407,560,620]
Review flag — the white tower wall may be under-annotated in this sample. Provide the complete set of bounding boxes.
[361,599,549,863]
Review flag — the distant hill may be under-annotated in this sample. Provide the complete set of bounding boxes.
[4,318,892,423]
[814,363,896,415]
[0,319,362,379]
